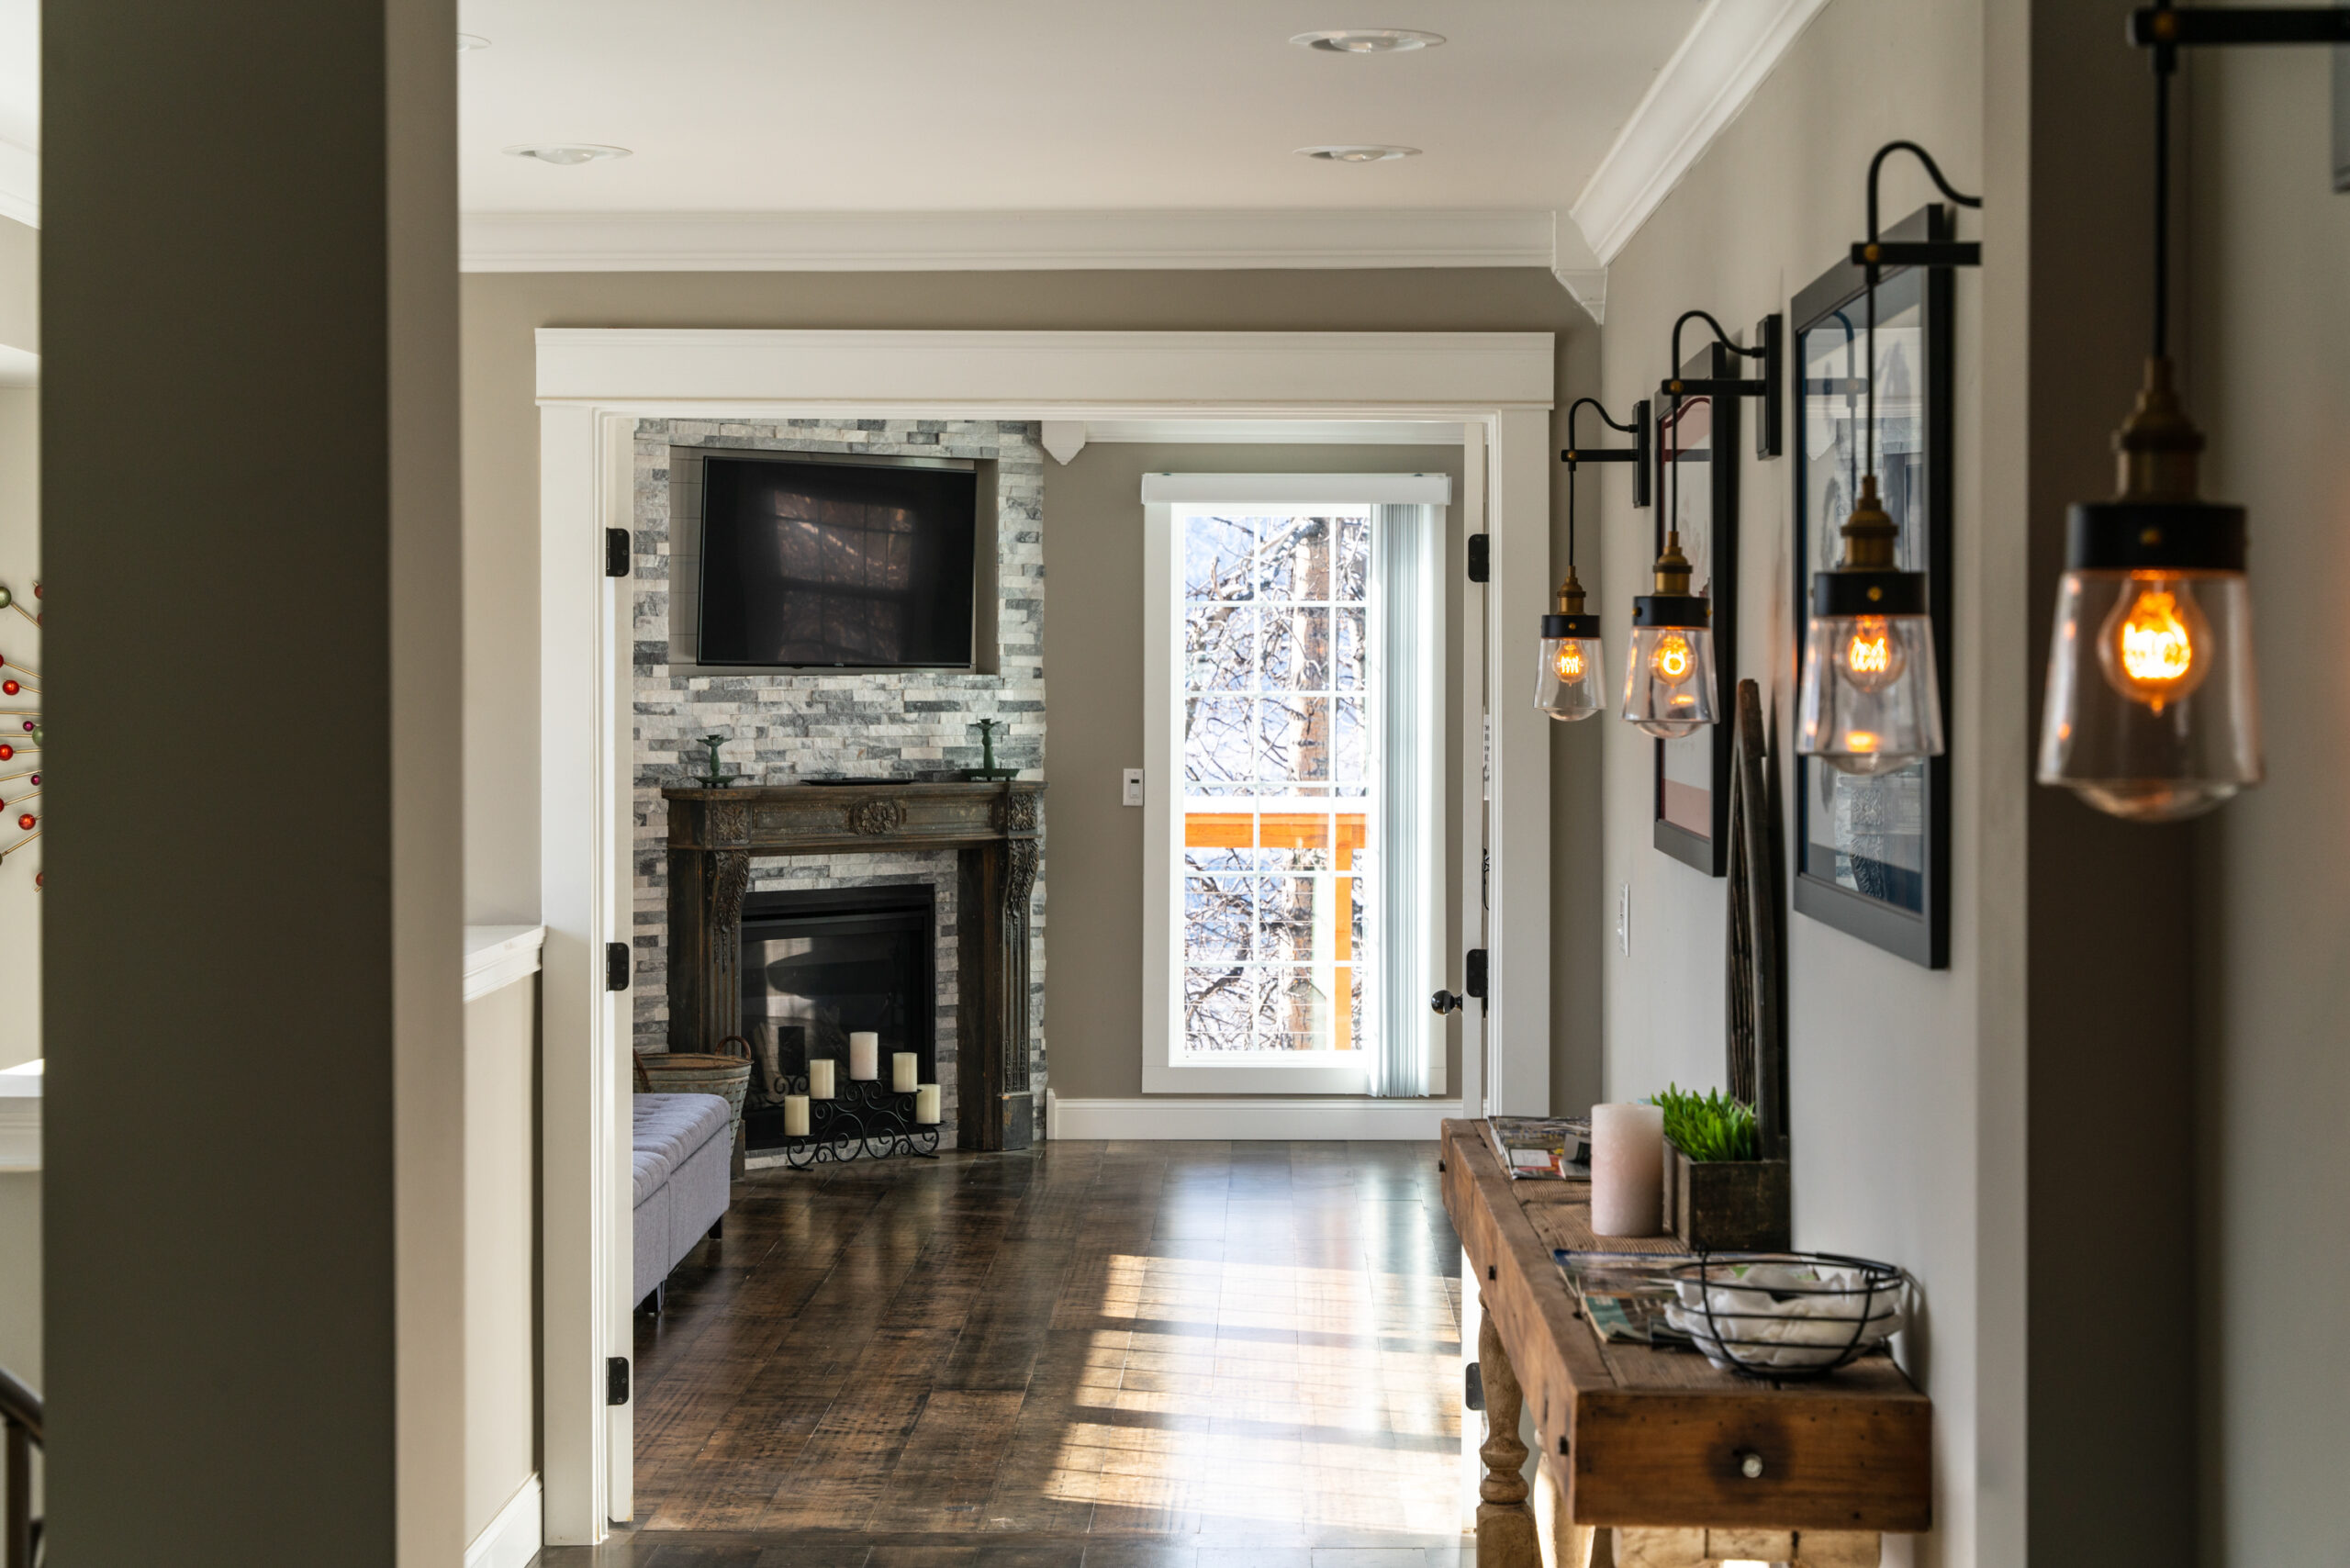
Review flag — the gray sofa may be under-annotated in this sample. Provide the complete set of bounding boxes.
[632,1092,732,1312]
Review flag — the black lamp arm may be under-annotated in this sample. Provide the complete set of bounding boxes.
[1849,141,1984,271]
[1560,396,1652,518]
[1658,311,1785,461]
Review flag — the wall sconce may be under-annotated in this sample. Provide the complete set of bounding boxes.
[2031,4,2349,819]
[1796,142,1980,776]
[1622,312,1779,739]
[1540,398,1650,722]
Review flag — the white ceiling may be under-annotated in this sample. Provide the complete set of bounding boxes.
[453,0,1705,216]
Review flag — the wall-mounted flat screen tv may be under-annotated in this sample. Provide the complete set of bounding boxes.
[698,454,979,667]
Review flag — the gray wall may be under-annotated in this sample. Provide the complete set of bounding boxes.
[2187,40,2350,1568]
[459,268,1604,1107]
[1040,441,1467,1101]
[1594,2,2026,1562]
[42,0,468,1561]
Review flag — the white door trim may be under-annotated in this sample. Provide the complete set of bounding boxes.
[534,329,1555,1544]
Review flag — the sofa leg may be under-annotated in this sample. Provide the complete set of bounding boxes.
[707,1217,724,1240]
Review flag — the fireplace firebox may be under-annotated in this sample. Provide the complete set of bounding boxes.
[738,886,935,1151]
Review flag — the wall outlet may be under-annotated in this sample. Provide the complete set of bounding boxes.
[1617,882,1631,956]
[1121,768,1145,807]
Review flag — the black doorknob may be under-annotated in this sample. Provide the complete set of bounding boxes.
[1430,990,1463,1015]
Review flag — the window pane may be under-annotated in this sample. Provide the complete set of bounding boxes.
[1185,695,1256,786]
[1337,516,1370,599]
[1186,604,1257,693]
[1257,875,1320,961]
[1333,695,1366,784]
[1273,607,1329,690]
[1184,968,1255,1052]
[1185,517,1254,601]
[1334,607,1365,690]
[1184,875,1254,961]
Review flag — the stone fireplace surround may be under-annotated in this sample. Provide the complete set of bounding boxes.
[628,418,1047,1145]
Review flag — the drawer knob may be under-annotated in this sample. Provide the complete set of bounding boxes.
[1737,1450,1765,1480]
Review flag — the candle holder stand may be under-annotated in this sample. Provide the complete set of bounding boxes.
[775,1071,940,1167]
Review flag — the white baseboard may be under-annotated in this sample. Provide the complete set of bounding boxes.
[466,1474,543,1568]
[1046,1091,1460,1141]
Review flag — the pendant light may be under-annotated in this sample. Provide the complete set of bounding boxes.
[2035,17,2262,821]
[1796,142,1978,776]
[1539,398,1648,722]
[1624,393,1716,739]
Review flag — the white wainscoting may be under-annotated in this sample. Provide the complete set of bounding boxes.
[1046,1091,1462,1142]
[464,1475,543,1568]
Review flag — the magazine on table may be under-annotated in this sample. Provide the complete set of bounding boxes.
[1554,1249,1780,1351]
[1485,1115,1592,1179]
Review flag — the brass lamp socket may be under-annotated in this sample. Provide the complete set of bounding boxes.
[1541,567,1599,639]
[2066,356,2245,574]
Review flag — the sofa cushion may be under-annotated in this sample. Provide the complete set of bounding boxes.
[632,1092,732,1209]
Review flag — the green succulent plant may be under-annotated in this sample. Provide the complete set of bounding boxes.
[1648,1083,1761,1162]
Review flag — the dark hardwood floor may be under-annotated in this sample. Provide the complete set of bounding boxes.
[538,1138,1466,1568]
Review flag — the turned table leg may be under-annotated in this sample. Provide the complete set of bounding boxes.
[1477,1296,1543,1568]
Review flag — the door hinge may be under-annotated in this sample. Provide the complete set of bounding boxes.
[1466,533,1491,583]
[607,1356,631,1406]
[606,941,632,991]
[606,527,632,577]
[1465,947,1489,1002]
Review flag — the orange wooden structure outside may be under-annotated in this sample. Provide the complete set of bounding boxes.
[1183,809,1369,1050]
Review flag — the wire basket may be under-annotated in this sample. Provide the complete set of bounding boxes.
[1662,1251,1909,1381]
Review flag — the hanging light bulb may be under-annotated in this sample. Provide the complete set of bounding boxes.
[1623,531,1718,739]
[1796,475,1944,775]
[2036,357,2260,819]
[1535,564,1606,721]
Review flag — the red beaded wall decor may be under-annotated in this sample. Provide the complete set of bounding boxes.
[0,580,41,883]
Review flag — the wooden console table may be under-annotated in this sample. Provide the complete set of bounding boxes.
[665,781,1043,1152]
[1439,1120,1930,1568]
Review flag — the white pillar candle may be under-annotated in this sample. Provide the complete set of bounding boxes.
[808,1058,835,1099]
[848,1032,879,1081]
[1590,1102,1666,1238]
[892,1052,920,1093]
[783,1093,811,1138]
[913,1083,941,1125]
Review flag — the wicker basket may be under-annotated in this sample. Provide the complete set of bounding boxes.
[633,1036,754,1145]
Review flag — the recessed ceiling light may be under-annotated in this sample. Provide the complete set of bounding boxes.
[503,144,632,166]
[1292,29,1447,53]
[1296,144,1422,163]
[457,33,491,52]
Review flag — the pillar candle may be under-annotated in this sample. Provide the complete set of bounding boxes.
[913,1084,941,1125]
[892,1052,919,1093]
[808,1058,835,1099]
[1590,1103,1665,1238]
[783,1094,811,1138]
[848,1032,879,1081]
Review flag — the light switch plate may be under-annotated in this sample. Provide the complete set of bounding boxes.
[1122,768,1145,807]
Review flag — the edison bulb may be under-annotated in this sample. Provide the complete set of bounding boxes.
[1650,631,1695,685]
[1535,634,1606,721]
[1555,642,1585,681]
[2098,578,2211,711]
[1838,616,1907,695]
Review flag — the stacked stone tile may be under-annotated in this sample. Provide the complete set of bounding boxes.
[629,419,1048,1148]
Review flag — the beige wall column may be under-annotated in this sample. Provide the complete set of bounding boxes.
[41,0,466,1563]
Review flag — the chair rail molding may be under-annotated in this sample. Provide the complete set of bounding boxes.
[1568,0,1835,263]
[464,206,1557,274]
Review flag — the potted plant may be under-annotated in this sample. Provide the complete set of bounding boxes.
[1651,1084,1790,1251]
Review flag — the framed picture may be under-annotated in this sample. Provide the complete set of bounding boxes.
[1653,341,1740,877]
[1789,204,1955,968]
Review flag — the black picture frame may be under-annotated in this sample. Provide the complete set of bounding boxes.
[1789,204,1954,968]
[1652,341,1740,877]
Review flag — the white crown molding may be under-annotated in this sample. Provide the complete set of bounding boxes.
[1568,0,1833,263]
[533,329,1557,412]
[463,206,1558,274]
[1045,1092,1463,1142]
[0,139,36,230]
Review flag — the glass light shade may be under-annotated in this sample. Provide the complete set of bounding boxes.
[1797,611,1944,775]
[2036,568,2262,821]
[1535,634,1606,721]
[1621,624,1718,739]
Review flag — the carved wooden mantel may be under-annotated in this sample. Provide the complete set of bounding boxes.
[664,781,1044,1152]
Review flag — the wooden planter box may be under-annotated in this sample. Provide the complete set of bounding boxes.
[1663,1137,1790,1251]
